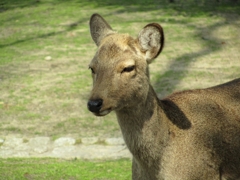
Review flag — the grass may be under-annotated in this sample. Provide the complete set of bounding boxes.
[0,0,240,139]
[0,158,131,180]
[0,0,240,178]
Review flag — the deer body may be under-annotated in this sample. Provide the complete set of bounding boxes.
[87,14,240,179]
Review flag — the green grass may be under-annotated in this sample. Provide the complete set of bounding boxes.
[0,158,131,180]
[0,0,240,178]
[0,0,240,139]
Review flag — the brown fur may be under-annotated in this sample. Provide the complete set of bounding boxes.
[87,14,240,180]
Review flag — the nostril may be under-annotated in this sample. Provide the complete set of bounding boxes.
[87,99,103,113]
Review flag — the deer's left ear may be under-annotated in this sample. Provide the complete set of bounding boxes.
[90,13,115,46]
[137,23,164,63]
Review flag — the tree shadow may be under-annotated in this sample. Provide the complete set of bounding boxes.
[2,0,240,13]
[0,20,80,48]
[152,12,240,98]
[1,0,239,48]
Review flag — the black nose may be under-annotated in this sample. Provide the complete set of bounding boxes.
[87,99,103,113]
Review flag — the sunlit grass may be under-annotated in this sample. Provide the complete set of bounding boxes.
[0,158,132,180]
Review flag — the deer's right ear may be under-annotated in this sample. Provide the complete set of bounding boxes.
[89,14,115,46]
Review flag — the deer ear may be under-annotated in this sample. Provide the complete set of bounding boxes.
[138,23,164,63]
[89,14,115,46]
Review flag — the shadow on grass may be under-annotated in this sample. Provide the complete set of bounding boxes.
[0,22,79,48]
[1,0,239,47]
[153,12,240,97]
[2,0,240,15]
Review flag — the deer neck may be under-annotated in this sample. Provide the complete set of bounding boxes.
[115,85,169,160]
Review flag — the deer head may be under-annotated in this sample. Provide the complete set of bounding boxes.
[87,14,164,116]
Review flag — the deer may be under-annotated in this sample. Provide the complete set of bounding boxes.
[87,13,240,180]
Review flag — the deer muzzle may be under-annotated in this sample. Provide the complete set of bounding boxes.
[87,99,103,113]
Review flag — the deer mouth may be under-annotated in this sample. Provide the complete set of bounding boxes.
[87,99,113,116]
[94,108,112,116]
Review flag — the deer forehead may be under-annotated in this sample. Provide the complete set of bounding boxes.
[91,34,142,68]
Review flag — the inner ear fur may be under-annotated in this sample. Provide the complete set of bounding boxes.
[138,23,164,63]
[89,13,116,46]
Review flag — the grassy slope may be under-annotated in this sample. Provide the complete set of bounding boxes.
[0,0,240,139]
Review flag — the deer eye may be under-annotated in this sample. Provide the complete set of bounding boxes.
[89,67,95,74]
[122,65,135,73]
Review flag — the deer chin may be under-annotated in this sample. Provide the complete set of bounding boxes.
[94,108,112,116]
